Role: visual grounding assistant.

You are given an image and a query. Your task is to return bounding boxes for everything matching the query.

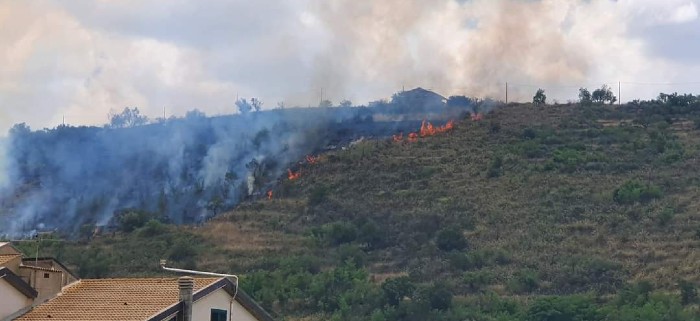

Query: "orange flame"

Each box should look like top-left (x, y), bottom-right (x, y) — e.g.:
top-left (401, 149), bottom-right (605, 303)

top-left (287, 169), bottom-right (301, 180)
top-left (470, 113), bottom-right (483, 121)
top-left (306, 155), bottom-right (319, 164)
top-left (419, 120), bottom-right (454, 137)
top-left (267, 190), bottom-right (273, 200)
top-left (420, 120), bottom-right (436, 137)
top-left (395, 120), bottom-right (454, 144)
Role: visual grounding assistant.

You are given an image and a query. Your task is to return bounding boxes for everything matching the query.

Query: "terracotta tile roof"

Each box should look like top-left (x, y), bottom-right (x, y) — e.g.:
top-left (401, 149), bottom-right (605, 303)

top-left (0, 254), bottom-right (21, 266)
top-left (19, 265), bottom-right (61, 273)
top-left (15, 277), bottom-right (221, 321)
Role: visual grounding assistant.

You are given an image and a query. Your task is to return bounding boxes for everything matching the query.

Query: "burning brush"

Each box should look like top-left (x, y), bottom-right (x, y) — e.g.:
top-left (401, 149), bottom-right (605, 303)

top-left (393, 120), bottom-right (454, 143)
top-left (287, 168), bottom-right (301, 180)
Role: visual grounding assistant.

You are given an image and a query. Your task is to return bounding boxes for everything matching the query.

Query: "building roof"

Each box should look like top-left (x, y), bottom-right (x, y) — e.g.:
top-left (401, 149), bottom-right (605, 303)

top-left (22, 257), bottom-right (80, 281)
top-left (19, 265), bottom-right (62, 273)
top-left (0, 241), bottom-right (22, 255)
top-left (0, 267), bottom-right (38, 298)
top-left (0, 254), bottom-right (21, 266)
top-left (15, 277), bottom-right (221, 321)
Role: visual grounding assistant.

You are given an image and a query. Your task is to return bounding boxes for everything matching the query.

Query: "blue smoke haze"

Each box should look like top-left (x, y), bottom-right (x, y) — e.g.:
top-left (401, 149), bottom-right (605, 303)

top-left (0, 92), bottom-right (475, 237)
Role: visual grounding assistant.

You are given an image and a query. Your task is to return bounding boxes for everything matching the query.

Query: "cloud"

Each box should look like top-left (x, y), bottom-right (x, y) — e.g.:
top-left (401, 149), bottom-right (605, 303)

top-left (1, 0), bottom-right (700, 133)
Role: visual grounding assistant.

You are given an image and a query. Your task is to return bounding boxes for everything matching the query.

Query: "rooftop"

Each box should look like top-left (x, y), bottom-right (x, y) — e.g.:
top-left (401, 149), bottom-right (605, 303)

top-left (0, 254), bottom-right (21, 266)
top-left (15, 277), bottom-right (221, 321)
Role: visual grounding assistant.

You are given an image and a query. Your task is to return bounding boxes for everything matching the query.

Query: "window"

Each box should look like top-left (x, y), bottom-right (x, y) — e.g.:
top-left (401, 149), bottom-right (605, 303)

top-left (210, 309), bottom-right (227, 321)
top-left (43, 273), bottom-right (50, 278)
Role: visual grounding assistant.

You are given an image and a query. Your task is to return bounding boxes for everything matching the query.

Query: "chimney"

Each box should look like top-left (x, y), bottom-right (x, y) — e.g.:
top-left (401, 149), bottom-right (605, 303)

top-left (178, 276), bottom-right (194, 321)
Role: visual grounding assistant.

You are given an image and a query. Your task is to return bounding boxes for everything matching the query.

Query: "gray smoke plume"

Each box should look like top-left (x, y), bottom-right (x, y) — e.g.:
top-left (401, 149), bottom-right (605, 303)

top-left (1, 1), bottom-right (699, 133)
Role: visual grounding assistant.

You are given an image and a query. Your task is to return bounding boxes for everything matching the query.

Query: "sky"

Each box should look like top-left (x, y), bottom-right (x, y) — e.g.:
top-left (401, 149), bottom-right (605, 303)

top-left (0, 0), bottom-right (699, 132)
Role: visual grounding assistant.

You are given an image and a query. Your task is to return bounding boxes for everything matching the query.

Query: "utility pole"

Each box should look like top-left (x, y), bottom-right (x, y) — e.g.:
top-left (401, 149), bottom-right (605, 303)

top-left (618, 81), bottom-right (621, 105)
top-left (505, 82), bottom-right (508, 104)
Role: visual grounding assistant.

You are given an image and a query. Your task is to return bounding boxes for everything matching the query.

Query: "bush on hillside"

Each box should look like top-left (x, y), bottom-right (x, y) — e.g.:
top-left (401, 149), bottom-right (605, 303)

top-left (115, 209), bottom-right (160, 233)
top-left (436, 227), bottom-right (467, 252)
top-left (613, 180), bottom-right (662, 204)
top-left (526, 295), bottom-right (601, 321)
top-left (679, 280), bottom-right (697, 305)
top-left (463, 270), bottom-right (494, 292)
top-left (381, 276), bottom-right (415, 307)
top-left (507, 270), bottom-right (539, 294)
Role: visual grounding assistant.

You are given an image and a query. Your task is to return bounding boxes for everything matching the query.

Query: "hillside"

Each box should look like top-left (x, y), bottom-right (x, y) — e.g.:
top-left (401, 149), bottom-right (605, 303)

top-left (12, 100), bottom-right (700, 320)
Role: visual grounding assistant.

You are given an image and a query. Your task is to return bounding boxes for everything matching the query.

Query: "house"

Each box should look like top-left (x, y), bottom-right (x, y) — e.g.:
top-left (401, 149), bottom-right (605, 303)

top-left (390, 87), bottom-right (447, 112)
top-left (15, 276), bottom-right (275, 321)
top-left (0, 242), bottom-right (275, 321)
top-left (0, 242), bottom-right (39, 320)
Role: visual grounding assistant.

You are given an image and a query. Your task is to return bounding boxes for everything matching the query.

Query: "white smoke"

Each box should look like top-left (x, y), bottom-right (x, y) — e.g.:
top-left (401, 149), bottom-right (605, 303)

top-left (0, 138), bottom-right (8, 190)
top-left (0, 0), bottom-right (699, 132)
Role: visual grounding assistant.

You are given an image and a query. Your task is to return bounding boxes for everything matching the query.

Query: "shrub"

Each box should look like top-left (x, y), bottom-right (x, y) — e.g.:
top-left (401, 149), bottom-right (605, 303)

top-left (357, 219), bottom-right (386, 250)
top-left (520, 140), bottom-right (546, 158)
top-left (507, 270), bottom-right (539, 294)
top-left (381, 276), bottom-right (415, 307)
top-left (487, 155), bottom-right (503, 178)
top-left (527, 295), bottom-right (601, 321)
top-left (555, 257), bottom-right (625, 293)
top-left (138, 219), bottom-right (167, 237)
top-left (679, 280), bottom-right (697, 305)
top-left (312, 221), bottom-right (358, 246)
top-left (436, 227), bottom-right (467, 252)
top-left (167, 238), bottom-right (198, 262)
top-left (613, 180), bottom-right (662, 204)
top-left (336, 244), bottom-right (367, 267)
top-left (522, 127), bottom-right (537, 140)
top-left (308, 185), bottom-right (330, 206)
top-left (463, 270), bottom-right (494, 292)
top-left (417, 282), bottom-right (453, 311)
top-left (115, 209), bottom-right (158, 233)
top-left (657, 207), bottom-right (675, 226)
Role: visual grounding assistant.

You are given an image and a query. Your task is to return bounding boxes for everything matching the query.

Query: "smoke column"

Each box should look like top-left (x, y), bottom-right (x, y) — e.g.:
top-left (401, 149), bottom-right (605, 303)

top-left (0, 0), bottom-right (698, 132)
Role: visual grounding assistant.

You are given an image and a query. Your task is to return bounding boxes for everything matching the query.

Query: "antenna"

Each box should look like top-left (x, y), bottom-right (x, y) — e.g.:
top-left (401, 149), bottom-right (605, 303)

top-left (160, 260), bottom-right (239, 300)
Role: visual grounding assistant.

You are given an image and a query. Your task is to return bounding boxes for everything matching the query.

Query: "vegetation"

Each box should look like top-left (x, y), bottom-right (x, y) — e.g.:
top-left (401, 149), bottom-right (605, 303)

top-left (7, 93), bottom-right (700, 320)
top-left (532, 89), bottom-right (546, 105)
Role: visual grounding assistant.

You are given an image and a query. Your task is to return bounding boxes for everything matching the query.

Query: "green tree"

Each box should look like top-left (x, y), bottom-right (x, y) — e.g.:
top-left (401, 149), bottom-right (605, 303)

top-left (236, 98), bottom-right (253, 114)
top-left (436, 227), bottom-right (467, 251)
top-left (420, 282), bottom-right (453, 310)
top-left (592, 85), bottom-right (617, 104)
top-left (533, 89), bottom-right (547, 105)
top-left (381, 276), bottom-right (415, 306)
top-left (108, 107), bottom-right (149, 128)
top-left (447, 95), bottom-right (473, 108)
top-left (251, 98), bottom-right (263, 112)
top-left (116, 210), bottom-right (152, 232)
top-left (579, 88), bottom-right (592, 105)
top-left (339, 99), bottom-right (353, 107)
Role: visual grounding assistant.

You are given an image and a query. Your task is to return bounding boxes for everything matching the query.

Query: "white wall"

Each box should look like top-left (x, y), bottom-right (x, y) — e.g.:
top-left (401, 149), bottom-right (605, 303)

top-left (192, 288), bottom-right (259, 321)
top-left (0, 279), bottom-right (32, 320)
